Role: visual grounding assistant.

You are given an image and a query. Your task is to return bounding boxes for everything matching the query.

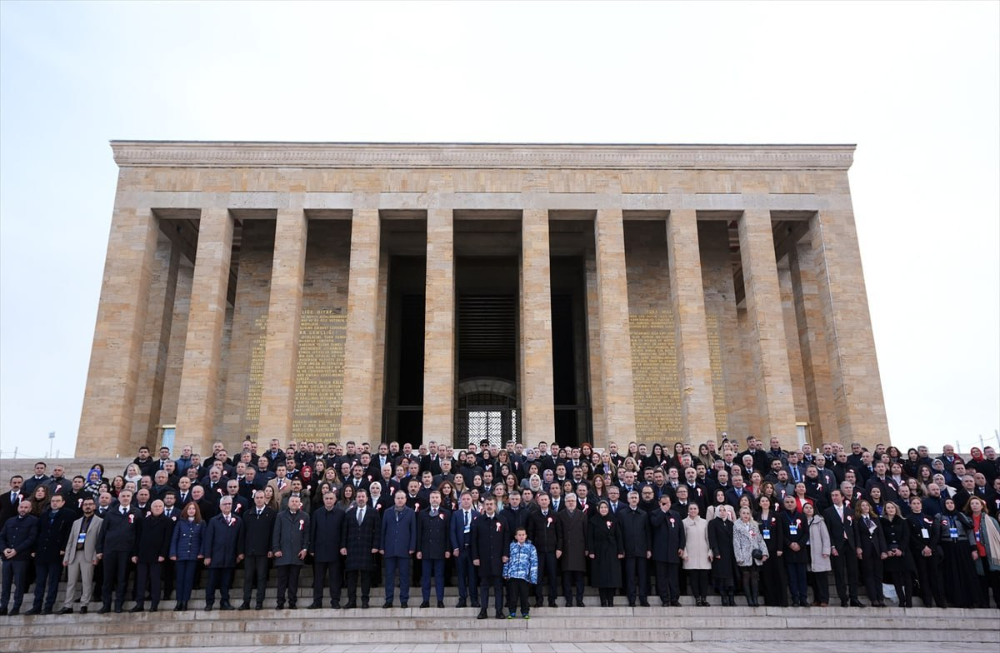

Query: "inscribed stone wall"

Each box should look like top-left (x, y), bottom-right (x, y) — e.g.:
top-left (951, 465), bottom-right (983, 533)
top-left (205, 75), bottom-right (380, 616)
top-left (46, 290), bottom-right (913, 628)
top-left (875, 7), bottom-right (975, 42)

top-left (220, 221), bottom-right (275, 448)
top-left (625, 222), bottom-right (681, 442)
top-left (291, 221), bottom-right (351, 442)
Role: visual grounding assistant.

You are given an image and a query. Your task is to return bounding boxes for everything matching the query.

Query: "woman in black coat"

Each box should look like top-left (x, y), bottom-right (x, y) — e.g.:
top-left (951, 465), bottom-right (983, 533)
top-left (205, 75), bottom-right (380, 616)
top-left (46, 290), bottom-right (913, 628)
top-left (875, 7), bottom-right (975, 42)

top-left (585, 501), bottom-right (624, 607)
top-left (880, 501), bottom-right (916, 607)
top-left (937, 497), bottom-right (979, 607)
top-left (853, 498), bottom-right (888, 607)
top-left (131, 500), bottom-right (174, 612)
top-left (756, 495), bottom-right (788, 607)
top-left (906, 496), bottom-right (946, 608)
top-left (708, 505), bottom-right (737, 605)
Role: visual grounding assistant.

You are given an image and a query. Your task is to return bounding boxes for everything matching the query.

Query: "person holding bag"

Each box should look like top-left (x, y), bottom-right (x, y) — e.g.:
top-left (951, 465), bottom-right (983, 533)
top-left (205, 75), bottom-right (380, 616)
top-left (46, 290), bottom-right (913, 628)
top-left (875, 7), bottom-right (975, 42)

top-left (733, 505), bottom-right (767, 607)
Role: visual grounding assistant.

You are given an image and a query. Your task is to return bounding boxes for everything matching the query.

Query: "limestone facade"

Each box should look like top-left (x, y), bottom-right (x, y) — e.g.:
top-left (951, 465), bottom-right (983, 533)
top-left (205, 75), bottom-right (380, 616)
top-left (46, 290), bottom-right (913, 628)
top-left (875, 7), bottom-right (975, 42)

top-left (76, 142), bottom-right (890, 457)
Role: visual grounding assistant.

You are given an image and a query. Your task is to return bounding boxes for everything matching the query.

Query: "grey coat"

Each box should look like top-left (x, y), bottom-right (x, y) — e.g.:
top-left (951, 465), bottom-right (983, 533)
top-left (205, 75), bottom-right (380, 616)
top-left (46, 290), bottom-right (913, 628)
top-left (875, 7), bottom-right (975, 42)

top-left (272, 509), bottom-right (310, 566)
top-left (733, 518), bottom-right (767, 567)
top-left (807, 515), bottom-right (832, 572)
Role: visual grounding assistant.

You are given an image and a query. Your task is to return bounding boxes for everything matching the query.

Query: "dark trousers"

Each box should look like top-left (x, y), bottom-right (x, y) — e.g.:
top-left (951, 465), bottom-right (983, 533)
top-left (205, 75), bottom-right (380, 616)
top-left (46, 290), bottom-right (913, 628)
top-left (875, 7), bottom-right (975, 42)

top-left (598, 587), bottom-right (616, 605)
top-left (205, 567), bottom-right (234, 606)
top-left (914, 554), bottom-right (945, 607)
top-left (455, 549), bottom-right (478, 603)
top-left (276, 565), bottom-right (301, 606)
top-left (174, 560), bottom-right (197, 603)
top-left (687, 568), bottom-right (709, 599)
top-left (562, 570), bottom-right (584, 603)
top-left (886, 569), bottom-right (912, 606)
top-left (161, 558), bottom-right (174, 598)
top-left (1, 560), bottom-right (28, 610)
top-left (623, 556), bottom-right (648, 603)
top-left (313, 559), bottom-right (343, 606)
top-left (346, 569), bottom-right (372, 604)
top-left (242, 555), bottom-right (269, 606)
top-left (654, 561), bottom-right (680, 602)
top-left (785, 560), bottom-right (808, 603)
top-left (810, 570), bottom-right (829, 604)
top-left (32, 561), bottom-right (61, 611)
top-left (859, 556), bottom-right (884, 602)
top-left (507, 577), bottom-right (531, 615)
top-left (134, 562), bottom-right (162, 608)
top-left (421, 558), bottom-right (445, 602)
top-left (384, 556), bottom-right (411, 603)
top-left (535, 550), bottom-right (558, 603)
top-left (479, 573), bottom-right (504, 612)
top-left (102, 550), bottom-right (130, 608)
top-left (830, 544), bottom-right (860, 602)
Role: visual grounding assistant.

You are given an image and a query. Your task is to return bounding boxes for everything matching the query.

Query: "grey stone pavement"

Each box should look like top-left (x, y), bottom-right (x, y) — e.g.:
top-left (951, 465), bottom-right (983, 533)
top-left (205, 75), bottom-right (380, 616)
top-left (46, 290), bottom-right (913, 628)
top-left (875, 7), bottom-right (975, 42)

top-left (32, 644), bottom-right (993, 653)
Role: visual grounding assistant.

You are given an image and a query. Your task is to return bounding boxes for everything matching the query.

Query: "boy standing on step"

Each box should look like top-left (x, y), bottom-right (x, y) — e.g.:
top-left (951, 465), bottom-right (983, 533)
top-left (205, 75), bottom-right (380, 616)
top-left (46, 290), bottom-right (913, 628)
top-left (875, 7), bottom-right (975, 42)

top-left (503, 526), bottom-right (538, 619)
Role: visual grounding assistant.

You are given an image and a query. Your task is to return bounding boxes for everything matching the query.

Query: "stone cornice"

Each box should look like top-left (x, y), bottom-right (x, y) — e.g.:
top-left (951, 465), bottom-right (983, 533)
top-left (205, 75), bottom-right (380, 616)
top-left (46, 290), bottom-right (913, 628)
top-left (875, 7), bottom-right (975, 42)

top-left (110, 141), bottom-right (855, 171)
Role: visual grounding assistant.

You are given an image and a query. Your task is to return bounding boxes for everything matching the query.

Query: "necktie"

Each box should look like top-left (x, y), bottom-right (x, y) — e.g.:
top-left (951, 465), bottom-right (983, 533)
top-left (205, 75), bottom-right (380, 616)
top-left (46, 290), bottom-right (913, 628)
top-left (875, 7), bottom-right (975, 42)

top-left (357, 509), bottom-right (364, 525)
top-left (257, 510), bottom-right (263, 516)
top-left (464, 511), bottom-right (470, 528)
top-left (120, 507), bottom-right (126, 515)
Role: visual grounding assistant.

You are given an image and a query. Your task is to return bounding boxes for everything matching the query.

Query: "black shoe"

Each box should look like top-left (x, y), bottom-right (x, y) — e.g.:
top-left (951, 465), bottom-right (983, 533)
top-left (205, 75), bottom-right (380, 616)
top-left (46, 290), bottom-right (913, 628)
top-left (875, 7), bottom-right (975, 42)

top-left (628, 600), bottom-right (636, 607)
top-left (382, 601), bottom-right (393, 609)
top-left (42, 608), bottom-right (52, 615)
top-left (841, 599), bottom-right (849, 607)
top-left (533, 599), bottom-right (543, 608)
top-left (638, 600), bottom-right (649, 607)
top-left (58, 607), bottom-right (72, 615)
top-left (220, 602), bottom-right (235, 611)
top-left (495, 611), bottom-right (505, 619)
top-left (331, 602), bottom-right (341, 610)
top-left (471, 600), bottom-right (481, 608)
top-left (80, 606), bottom-right (87, 614)
top-left (344, 601), bottom-right (357, 610)
top-left (149, 606), bottom-right (158, 613)
top-left (129, 605), bottom-right (144, 613)
top-left (437, 601), bottom-right (445, 608)
top-left (114, 606), bottom-right (123, 614)
top-left (456, 599), bottom-right (467, 608)
top-left (419, 601), bottom-right (430, 608)
top-left (288, 602), bottom-right (297, 610)
top-left (254, 604), bottom-right (264, 611)
top-left (0, 607), bottom-right (7, 617)
top-left (8, 608), bottom-right (19, 616)
top-left (849, 600), bottom-right (865, 607)
top-left (173, 604), bottom-right (182, 612)
top-left (98, 605), bottom-right (111, 614)
top-left (477, 609), bottom-right (488, 620)
top-left (204, 604), bottom-right (213, 612)
top-left (238, 602), bottom-right (251, 611)
top-left (361, 601), bottom-right (369, 609)
top-left (669, 600), bottom-right (681, 607)
top-left (400, 602), bottom-right (408, 609)
top-left (276, 602), bottom-right (284, 610)
top-left (308, 602), bottom-right (322, 610)
top-left (24, 608), bottom-right (40, 616)
top-left (548, 600), bottom-right (557, 608)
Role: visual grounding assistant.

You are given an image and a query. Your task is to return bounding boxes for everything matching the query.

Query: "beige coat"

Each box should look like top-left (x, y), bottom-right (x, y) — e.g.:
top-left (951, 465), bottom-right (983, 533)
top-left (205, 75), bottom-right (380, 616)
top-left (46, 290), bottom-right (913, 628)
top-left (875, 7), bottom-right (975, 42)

top-left (807, 516), bottom-right (832, 572)
top-left (682, 516), bottom-right (712, 570)
top-left (62, 514), bottom-right (103, 565)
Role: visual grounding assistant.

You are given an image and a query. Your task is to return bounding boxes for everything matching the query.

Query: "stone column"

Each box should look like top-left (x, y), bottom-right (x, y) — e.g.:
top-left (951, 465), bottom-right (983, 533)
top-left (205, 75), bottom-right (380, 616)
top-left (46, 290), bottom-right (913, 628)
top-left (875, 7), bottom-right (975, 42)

top-left (809, 208), bottom-right (889, 449)
top-left (666, 209), bottom-right (718, 443)
top-left (340, 208), bottom-right (381, 441)
top-left (175, 208), bottom-right (234, 456)
top-left (258, 209), bottom-right (309, 444)
top-left (131, 231), bottom-right (181, 450)
top-left (77, 206), bottom-right (160, 458)
top-left (422, 208), bottom-right (455, 446)
top-left (594, 208), bottom-right (637, 446)
top-left (737, 209), bottom-right (797, 445)
top-left (519, 209), bottom-right (556, 442)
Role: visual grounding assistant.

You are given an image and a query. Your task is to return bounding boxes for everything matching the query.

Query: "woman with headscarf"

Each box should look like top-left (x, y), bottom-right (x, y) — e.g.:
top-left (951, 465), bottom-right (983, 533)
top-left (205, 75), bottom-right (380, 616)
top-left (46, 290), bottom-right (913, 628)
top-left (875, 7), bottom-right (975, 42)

top-left (682, 503), bottom-right (712, 606)
top-left (936, 496), bottom-right (978, 607)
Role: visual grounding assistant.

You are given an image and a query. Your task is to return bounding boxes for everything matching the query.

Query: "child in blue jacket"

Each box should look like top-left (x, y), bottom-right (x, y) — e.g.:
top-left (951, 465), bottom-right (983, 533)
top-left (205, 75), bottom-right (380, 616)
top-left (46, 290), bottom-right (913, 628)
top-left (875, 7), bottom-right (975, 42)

top-left (502, 527), bottom-right (538, 618)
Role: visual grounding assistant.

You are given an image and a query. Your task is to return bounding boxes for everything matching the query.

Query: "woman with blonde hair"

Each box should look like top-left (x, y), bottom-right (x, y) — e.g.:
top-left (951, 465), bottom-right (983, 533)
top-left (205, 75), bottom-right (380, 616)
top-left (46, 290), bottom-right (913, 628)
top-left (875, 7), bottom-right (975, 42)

top-left (682, 501), bottom-right (712, 607)
top-left (965, 496), bottom-right (1000, 608)
top-left (733, 505), bottom-right (767, 607)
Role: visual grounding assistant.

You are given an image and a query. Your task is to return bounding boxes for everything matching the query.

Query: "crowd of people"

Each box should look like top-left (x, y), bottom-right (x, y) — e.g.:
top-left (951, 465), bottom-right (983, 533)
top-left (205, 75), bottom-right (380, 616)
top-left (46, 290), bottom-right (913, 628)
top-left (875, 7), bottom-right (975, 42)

top-left (1, 435), bottom-right (999, 619)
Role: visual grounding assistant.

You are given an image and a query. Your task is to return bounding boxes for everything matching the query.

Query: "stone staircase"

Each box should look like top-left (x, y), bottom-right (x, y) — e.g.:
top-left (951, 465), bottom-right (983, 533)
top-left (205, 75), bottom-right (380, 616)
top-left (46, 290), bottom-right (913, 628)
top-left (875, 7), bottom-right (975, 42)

top-left (0, 603), bottom-right (995, 652)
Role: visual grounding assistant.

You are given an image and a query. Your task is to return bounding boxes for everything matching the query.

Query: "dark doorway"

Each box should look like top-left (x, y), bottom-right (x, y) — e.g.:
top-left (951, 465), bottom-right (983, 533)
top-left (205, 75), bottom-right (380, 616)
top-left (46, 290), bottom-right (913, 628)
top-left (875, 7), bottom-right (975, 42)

top-left (550, 256), bottom-right (591, 447)
top-left (382, 256), bottom-right (425, 447)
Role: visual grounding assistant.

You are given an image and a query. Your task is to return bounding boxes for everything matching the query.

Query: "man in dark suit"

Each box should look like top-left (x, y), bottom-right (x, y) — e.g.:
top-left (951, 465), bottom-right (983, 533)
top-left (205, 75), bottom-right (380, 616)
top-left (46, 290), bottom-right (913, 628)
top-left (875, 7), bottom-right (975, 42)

top-left (380, 490), bottom-right (416, 608)
top-left (416, 489), bottom-right (450, 608)
top-left (202, 496), bottom-right (242, 611)
top-left (239, 491), bottom-right (276, 610)
top-left (823, 489), bottom-right (863, 607)
top-left (449, 491), bottom-right (479, 608)
top-left (309, 490), bottom-right (346, 609)
top-left (618, 490), bottom-right (651, 607)
top-left (272, 495), bottom-right (310, 609)
top-left (341, 488), bottom-right (380, 609)
top-left (0, 475), bottom-right (24, 532)
top-left (0, 499), bottom-right (38, 616)
top-left (526, 492), bottom-right (558, 607)
top-left (649, 494), bottom-right (686, 607)
top-left (22, 463), bottom-right (50, 496)
top-left (471, 497), bottom-right (509, 619)
top-left (25, 493), bottom-right (73, 615)
top-left (97, 489), bottom-right (142, 613)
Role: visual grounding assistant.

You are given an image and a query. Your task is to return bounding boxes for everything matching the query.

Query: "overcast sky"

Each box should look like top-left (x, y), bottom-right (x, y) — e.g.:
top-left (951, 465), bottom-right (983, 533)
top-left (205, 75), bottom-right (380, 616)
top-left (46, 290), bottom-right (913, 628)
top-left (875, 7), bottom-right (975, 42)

top-left (1, 1), bottom-right (997, 459)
